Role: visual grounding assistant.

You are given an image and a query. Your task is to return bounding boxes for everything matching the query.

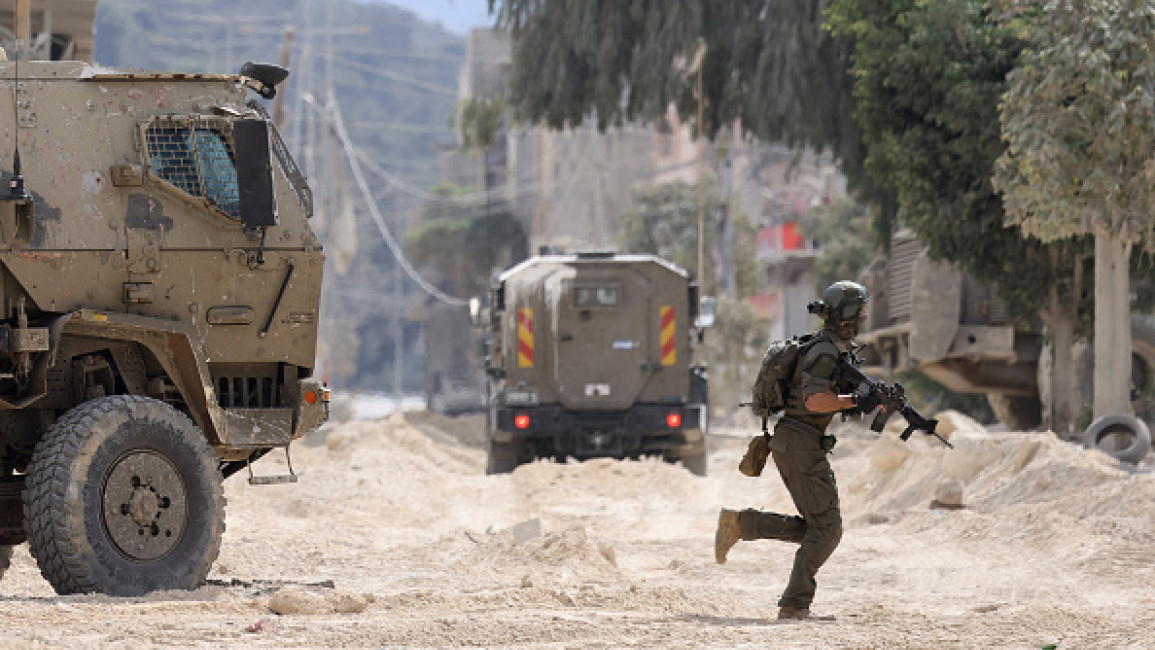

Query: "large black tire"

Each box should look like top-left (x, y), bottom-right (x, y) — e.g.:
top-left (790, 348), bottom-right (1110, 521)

top-left (486, 439), bottom-right (526, 475)
top-left (24, 396), bottom-right (225, 596)
top-left (1083, 414), bottom-right (1152, 464)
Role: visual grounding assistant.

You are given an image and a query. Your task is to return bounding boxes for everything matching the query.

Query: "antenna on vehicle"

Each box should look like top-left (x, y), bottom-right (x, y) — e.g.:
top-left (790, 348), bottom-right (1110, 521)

top-left (8, 0), bottom-right (28, 202)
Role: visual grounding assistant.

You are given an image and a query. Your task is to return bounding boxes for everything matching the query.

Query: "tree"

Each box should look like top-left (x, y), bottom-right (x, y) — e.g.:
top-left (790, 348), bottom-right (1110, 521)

top-left (405, 183), bottom-right (528, 298)
top-left (797, 198), bottom-right (876, 293)
top-left (993, 0), bottom-right (1155, 419)
top-left (488, 0), bottom-right (876, 201)
top-left (619, 180), bottom-right (759, 298)
top-left (824, 0), bottom-right (1090, 433)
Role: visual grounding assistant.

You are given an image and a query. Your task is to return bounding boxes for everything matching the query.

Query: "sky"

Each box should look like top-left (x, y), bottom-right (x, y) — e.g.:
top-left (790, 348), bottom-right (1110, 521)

top-left (375, 0), bottom-right (493, 34)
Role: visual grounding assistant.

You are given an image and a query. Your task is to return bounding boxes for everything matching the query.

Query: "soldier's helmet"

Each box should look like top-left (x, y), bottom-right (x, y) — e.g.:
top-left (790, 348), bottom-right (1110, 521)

top-left (813, 280), bottom-right (869, 321)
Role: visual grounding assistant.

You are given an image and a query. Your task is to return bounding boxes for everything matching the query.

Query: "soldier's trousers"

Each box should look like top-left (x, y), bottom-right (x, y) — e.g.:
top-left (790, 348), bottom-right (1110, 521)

top-left (738, 420), bottom-right (843, 609)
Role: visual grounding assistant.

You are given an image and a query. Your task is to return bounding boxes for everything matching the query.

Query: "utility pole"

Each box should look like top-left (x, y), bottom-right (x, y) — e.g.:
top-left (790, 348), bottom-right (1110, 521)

top-left (15, 0), bottom-right (29, 51)
top-left (393, 205), bottom-right (405, 409)
top-left (720, 137), bottom-right (735, 298)
top-left (696, 42), bottom-right (706, 290)
top-left (271, 27), bottom-right (294, 128)
top-left (288, 0), bottom-right (314, 168)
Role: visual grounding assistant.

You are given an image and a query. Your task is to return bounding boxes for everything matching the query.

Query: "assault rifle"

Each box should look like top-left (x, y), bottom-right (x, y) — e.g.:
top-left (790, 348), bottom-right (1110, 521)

top-left (835, 351), bottom-right (954, 449)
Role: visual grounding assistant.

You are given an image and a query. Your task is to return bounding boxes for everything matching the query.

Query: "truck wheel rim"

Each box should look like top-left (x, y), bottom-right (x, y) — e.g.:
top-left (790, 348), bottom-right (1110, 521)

top-left (101, 450), bottom-right (188, 561)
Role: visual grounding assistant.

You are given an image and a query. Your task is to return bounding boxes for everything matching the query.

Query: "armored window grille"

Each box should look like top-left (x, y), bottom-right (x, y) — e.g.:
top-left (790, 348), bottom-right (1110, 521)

top-left (145, 120), bottom-right (241, 220)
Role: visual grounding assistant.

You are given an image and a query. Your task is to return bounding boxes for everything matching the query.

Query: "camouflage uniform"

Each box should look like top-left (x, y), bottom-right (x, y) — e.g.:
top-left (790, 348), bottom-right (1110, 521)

top-left (736, 327), bottom-right (851, 610)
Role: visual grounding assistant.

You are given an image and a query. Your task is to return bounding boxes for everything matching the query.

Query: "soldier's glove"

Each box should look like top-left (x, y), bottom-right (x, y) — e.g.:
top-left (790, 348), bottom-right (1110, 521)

top-left (853, 384), bottom-right (882, 414)
top-left (738, 433), bottom-right (771, 477)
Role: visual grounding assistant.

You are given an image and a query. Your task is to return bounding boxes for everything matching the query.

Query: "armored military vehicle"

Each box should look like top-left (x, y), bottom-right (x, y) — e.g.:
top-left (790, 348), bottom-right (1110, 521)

top-left (483, 252), bottom-right (710, 475)
top-left (857, 230), bottom-right (1155, 459)
top-left (0, 12), bottom-right (327, 595)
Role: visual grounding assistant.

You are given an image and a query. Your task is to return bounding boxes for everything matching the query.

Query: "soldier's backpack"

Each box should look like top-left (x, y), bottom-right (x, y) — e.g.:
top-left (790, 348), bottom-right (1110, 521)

top-left (750, 332), bottom-right (821, 417)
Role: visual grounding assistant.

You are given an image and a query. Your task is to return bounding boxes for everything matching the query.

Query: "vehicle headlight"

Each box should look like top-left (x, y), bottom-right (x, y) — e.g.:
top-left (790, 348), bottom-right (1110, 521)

top-left (503, 389), bottom-right (539, 406)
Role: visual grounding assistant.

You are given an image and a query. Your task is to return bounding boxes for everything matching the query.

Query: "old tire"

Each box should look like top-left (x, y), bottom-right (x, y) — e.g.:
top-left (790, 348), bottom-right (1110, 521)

top-left (1083, 414), bottom-right (1152, 464)
top-left (24, 395), bottom-right (225, 596)
top-left (486, 439), bottom-right (526, 475)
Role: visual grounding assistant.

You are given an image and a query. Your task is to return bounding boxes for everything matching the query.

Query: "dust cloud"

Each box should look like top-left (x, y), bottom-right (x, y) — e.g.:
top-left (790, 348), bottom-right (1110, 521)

top-left (0, 408), bottom-right (1152, 648)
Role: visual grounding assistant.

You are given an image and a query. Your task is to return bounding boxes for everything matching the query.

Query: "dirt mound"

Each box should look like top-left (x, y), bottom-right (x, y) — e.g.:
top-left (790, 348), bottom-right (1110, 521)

top-left (842, 414), bottom-right (1129, 516)
top-left (312, 413), bottom-right (483, 475)
top-left (469, 524), bottom-right (618, 576)
top-left (7, 400), bottom-right (1155, 647)
top-left (403, 410), bottom-right (487, 449)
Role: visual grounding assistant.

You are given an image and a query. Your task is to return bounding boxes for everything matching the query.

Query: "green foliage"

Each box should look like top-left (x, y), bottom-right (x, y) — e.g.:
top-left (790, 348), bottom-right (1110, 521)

top-left (455, 94), bottom-right (506, 150)
top-left (826, 0), bottom-right (1155, 336)
top-left (619, 180), bottom-right (759, 297)
top-left (488, 0), bottom-right (876, 201)
top-left (798, 198), bottom-right (879, 293)
top-left (405, 184), bottom-right (529, 297)
top-left (994, 0), bottom-right (1155, 248)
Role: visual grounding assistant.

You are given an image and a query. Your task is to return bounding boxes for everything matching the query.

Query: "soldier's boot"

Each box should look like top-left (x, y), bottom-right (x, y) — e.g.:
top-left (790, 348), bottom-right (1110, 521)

top-left (777, 606), bottom-right (809, 620)
top-left (778, 606), bottom-right (835, 622)
top-left (714, 508), bottom-right (741, 564)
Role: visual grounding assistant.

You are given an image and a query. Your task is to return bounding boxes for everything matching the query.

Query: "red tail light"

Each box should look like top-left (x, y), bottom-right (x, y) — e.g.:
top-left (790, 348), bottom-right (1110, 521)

top-left (514, 414), bottom-right (531, 429)
top-left (666, 412), bottom-right (682, 428)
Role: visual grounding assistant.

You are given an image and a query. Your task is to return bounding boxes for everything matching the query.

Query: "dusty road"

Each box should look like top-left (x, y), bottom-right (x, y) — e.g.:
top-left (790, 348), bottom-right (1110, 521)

top-left (0, 408), bottom-right (1152, 649)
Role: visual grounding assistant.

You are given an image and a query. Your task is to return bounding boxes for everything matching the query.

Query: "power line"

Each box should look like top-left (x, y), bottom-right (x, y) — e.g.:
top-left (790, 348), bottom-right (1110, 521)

top-left (312, 50), bottom-right (459, 97)
top-left (314, 92), bottom-right (470, 307)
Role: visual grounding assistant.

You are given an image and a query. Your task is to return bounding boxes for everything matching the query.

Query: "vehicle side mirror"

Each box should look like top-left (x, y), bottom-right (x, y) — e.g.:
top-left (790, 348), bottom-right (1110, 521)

top-left (696, 296), bottom-right (716, 329)
top-left (233, 119), bottom-right (278, 228)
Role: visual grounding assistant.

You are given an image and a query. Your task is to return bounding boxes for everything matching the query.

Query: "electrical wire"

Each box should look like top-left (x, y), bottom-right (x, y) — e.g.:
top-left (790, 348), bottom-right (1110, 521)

top-left (317, 92), bottom-right (470, 307)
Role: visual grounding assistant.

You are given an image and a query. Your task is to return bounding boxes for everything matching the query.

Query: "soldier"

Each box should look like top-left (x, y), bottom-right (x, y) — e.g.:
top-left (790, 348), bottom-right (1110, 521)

top-left (714, 280), bottom-right (878, 621)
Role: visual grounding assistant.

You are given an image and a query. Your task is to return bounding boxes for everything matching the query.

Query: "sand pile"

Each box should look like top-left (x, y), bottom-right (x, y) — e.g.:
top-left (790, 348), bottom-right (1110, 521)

top-left (466, 523), bottom-right (619, 578)
top-left (838, 409), bottom-right (1143, 515)
top-left (5, 400), bottom-right (1155, 647)
top-left (819, 409), bottom-right (1155, 593)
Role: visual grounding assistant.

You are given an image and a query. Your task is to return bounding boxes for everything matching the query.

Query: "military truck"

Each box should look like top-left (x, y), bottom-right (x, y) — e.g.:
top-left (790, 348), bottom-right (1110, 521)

top-left (857, 230), bottom-right (1155, 450)
top-left (483, 252), bottom-right (710, 475)
top-left (0, 12), bottom-right (327, 595)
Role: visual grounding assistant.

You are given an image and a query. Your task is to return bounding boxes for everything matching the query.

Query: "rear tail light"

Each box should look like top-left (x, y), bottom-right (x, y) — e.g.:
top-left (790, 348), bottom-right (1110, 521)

top-left (666, 412), bottom-right (682, 428)
top-left (303, 387), bottom-right (332, 405)
top-left (514, 414), bottom-right (531, 429)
